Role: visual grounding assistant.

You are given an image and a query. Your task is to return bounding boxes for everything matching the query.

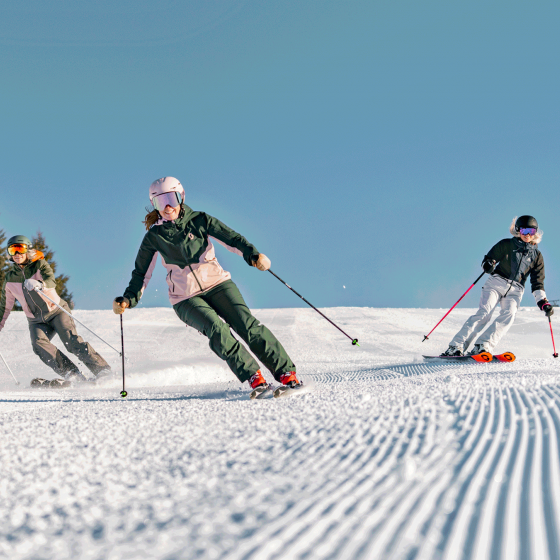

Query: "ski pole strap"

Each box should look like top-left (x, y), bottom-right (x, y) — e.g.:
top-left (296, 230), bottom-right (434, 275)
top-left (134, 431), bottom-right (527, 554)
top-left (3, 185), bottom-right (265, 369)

top-left (422, 270), bottom-right (486, 341)
top-left (34, 287), bottom-right (122, 356)
top-left (549, 317), bottom-right (558, 358)
top-left (267, 269), bottom-right (359, 346)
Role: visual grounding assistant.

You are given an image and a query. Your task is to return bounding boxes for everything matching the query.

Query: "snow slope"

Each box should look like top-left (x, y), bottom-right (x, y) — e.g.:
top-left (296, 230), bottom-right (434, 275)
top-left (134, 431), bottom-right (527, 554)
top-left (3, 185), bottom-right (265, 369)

top-left (0, 306), bottom-right (559, 560)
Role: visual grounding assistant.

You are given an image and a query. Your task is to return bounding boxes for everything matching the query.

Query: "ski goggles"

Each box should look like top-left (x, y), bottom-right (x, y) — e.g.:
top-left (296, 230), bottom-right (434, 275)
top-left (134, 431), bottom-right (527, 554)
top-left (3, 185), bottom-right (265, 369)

top-left (519, 227), bottom-right (537, 236)
top-left (151, 191), bottom-right (183, 211)
top-left (7, 244), bottom-right (28, 256)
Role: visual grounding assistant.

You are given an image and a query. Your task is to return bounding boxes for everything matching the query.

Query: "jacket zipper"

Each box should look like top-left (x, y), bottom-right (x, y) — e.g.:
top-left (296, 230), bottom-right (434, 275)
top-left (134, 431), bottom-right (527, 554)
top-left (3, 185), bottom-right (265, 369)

top-left (188, 264), bottom-right (204, 292)
top-left (504, 243), bottom-right (528, 297)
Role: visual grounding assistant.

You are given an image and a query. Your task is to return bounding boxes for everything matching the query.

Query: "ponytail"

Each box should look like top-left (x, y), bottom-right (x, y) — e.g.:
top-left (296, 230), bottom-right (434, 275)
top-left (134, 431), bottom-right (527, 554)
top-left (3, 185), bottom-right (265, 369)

top-left (143, 208), bottom-right (160, 231)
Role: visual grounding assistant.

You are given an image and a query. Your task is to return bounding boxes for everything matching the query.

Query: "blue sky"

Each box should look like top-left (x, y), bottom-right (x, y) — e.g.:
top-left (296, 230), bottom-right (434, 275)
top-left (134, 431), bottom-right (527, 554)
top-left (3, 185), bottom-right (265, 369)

top-left (1, 0), bottom-right (559, 311)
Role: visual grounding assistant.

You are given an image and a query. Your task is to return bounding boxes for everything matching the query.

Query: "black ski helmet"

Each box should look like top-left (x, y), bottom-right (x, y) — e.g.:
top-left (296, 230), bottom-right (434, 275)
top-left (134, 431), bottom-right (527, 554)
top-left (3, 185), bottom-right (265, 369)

top-left (7, 235), bottom-right (32, 249)
top-left (515, 215), bottom-right (538, 232)
top-left (7, 235), bottom-right (32, 261)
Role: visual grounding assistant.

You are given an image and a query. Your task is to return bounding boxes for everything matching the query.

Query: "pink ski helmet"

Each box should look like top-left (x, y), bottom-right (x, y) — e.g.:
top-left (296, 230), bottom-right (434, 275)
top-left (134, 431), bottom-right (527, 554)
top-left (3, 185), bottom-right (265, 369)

top-left (149, 177), bottom-right (185, 211)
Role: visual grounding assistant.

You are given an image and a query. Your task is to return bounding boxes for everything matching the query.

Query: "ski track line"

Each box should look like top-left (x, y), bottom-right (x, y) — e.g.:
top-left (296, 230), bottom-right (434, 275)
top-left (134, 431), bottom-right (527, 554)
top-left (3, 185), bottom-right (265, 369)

top-left (223, 400), bottom-right (421, 560)
top-left (503, 387), bottom-right (530, 560)
top-left (540, 387), bottom-right (560, 559)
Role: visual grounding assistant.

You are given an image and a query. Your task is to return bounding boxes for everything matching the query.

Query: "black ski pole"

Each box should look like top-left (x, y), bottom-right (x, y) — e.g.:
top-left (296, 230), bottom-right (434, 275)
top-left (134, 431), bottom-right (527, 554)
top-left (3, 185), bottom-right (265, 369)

top-left (267, 269), bottom-right (359, 346)
top-left (120, 315), bottom-right (127, 397)
top-left (549, 317), bottom-right (558, 358)
top-left (422, 271), bottom-right (485, 342)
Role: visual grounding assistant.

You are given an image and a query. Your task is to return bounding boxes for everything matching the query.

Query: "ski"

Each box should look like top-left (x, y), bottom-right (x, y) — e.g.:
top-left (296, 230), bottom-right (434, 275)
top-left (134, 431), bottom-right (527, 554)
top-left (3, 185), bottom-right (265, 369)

top-left (30, 378), bottom-right (72, 389)
top-left (273, 382), bottom-right (306, 398)
top-left (423, 352), bottom-right (493, 363)
top-left (493, 352), bottom-right (516, 363)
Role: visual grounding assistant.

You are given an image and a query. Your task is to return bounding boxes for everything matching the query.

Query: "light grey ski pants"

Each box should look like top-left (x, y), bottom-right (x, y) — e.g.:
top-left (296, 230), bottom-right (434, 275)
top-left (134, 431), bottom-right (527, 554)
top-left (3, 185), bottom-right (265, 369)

top-left (28, 303), bottom-right (109, 377)
top-left (449, 274), bottom-right (523, 352)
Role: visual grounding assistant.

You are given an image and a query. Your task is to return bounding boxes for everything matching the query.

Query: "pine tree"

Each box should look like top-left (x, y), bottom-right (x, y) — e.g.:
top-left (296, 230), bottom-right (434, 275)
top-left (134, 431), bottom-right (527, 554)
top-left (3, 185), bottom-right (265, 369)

top-left (0, 229), bottom-right (7, 288)
top-left (31, 231), bottom-right (74, 309)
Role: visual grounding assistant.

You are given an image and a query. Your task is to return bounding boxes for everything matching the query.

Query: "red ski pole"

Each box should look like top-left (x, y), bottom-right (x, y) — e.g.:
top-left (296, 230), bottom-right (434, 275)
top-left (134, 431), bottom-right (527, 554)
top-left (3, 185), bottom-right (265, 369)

top-left (422, 271), bottom-right (486, 342)
top-left (549, 317), bottom-right (558, 358)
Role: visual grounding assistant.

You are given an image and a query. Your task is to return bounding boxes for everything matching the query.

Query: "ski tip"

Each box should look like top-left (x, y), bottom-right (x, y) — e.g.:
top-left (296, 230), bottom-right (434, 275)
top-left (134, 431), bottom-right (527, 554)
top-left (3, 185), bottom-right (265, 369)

top-left (495, 352), bottom-right (516, 363)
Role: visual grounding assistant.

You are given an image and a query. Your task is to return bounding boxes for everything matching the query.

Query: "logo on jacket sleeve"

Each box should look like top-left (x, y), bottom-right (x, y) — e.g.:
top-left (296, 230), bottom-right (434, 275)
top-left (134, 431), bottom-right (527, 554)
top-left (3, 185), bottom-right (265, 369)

top-left (188, 233), bottom-right (195, 240)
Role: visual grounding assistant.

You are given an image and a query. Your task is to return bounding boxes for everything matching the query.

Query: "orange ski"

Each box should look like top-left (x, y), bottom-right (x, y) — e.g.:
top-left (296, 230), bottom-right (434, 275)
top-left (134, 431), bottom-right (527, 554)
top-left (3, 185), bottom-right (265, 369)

top-left (493, 352), bottom-right (516, 362)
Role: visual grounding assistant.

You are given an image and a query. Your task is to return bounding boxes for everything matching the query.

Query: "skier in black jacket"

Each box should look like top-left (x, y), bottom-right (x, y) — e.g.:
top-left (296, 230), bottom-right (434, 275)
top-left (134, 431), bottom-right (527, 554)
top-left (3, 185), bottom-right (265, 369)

top-left (441, 216), bottom-right (553, 356)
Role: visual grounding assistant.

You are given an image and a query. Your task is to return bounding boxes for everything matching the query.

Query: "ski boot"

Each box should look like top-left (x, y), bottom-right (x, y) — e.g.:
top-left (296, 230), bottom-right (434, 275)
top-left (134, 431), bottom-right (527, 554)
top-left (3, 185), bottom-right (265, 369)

top-left (440, 345), bottom-right (463, 357)
top-left (469, 344), bottom-right (489, 356)
top-left (249, 371), bottom-right (270, 399)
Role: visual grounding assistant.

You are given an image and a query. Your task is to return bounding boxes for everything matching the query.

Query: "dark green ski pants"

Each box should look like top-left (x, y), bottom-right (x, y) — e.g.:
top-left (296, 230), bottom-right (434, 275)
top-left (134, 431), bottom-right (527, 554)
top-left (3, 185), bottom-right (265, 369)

top-left (28, 302), bottom-right (110, 377)
top-left (174, 279), bottom-right (295, 383)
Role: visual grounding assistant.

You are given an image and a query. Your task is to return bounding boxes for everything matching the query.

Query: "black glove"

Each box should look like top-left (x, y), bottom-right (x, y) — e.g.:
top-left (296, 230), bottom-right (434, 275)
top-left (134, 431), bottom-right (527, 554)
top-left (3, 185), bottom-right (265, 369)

top-left (538, 299), bottom-right (554, 317)
top-left (482, 258), bottom-right (496, 274)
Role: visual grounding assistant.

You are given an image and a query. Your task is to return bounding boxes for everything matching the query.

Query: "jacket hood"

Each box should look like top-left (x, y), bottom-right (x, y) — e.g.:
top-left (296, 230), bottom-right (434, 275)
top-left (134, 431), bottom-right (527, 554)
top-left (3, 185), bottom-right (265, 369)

top-left (509, 216), bottom-right (542, 244)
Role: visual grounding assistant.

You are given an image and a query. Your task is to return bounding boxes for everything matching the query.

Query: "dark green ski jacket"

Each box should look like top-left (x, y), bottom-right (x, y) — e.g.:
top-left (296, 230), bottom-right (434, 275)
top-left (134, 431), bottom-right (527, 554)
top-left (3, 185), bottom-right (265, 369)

top-left (123, 204), bottom-right (260, 307)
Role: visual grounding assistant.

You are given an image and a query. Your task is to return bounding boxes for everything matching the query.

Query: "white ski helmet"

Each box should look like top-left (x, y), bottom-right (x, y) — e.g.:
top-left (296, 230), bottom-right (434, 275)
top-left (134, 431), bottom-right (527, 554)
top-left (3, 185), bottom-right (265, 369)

top-left (149, 177), bottom-right (185, 210)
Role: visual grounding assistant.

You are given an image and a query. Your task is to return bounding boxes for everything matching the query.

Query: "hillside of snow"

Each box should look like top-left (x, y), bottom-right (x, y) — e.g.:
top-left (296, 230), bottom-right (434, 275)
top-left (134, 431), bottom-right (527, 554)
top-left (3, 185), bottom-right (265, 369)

top-left (1, 306), bottom-right (559, 559)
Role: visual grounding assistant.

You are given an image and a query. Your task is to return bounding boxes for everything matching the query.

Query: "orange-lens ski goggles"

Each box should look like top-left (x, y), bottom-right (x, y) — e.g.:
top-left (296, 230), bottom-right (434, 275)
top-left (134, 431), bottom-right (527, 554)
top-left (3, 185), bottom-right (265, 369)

top-left (7, 244), bottom-right (28, 256)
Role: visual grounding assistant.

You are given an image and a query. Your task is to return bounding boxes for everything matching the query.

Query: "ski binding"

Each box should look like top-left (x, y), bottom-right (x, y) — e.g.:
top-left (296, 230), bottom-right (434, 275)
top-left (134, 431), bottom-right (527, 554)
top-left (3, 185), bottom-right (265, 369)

top-left (30, 378), bottom-right (72, 389)
top-left (250, 383), bottom-right (273, 400)
top-left (273, 382), bottom-right (306, 398)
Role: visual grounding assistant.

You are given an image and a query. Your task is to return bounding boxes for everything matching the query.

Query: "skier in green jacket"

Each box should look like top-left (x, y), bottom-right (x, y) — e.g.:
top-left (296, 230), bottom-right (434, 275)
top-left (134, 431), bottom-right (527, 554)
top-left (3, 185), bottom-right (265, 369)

top-left (0, 235), bottom-right (111, 384)
top-left (113, 177), bottom-right (301, 397)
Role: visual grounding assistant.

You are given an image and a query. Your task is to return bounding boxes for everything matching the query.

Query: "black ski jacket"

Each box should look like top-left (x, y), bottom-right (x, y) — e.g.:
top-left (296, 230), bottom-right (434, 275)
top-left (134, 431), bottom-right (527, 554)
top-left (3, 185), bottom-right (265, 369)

top-left (485, 237), bottom-right (545, 292)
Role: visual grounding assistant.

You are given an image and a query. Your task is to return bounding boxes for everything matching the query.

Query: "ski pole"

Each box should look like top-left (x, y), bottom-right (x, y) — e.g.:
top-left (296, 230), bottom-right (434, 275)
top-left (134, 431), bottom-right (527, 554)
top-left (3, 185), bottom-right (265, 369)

top-left (549, 317), bottom-right (558, 358)
top-left (120, 315), bottom-right (127, 397)
top-left (422, 271), bottom-right (486, 342)
top-left (32, 287), bottom-right (122, 356)
top-left (267, 269), bottom-right (359, 346)
top-left (0, 349), bottom-right (19, 385)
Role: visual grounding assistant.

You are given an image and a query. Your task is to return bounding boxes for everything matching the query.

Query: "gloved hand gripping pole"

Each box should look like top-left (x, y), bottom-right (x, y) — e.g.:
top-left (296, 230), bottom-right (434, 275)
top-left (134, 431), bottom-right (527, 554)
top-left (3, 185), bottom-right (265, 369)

top-left (32, 286), bottom-right (122, 356)
top-left (267, 269), bottom-right (359, 346)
